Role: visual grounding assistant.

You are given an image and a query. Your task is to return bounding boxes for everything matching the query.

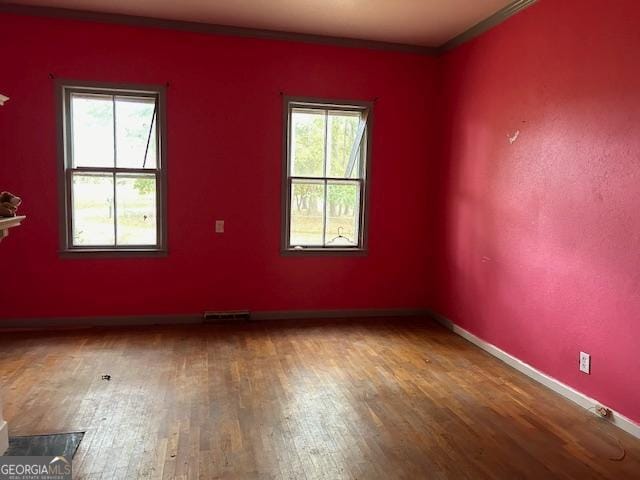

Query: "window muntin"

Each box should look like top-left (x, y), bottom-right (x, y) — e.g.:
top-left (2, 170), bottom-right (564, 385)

top-left (60, 84), bottom-right (165, 253)
top-left (284, 99), bottom-right (370, 252)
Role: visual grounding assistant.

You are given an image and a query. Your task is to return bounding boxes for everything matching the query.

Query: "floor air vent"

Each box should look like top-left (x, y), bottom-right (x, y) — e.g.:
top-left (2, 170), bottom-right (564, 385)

top-left (203, 310), bottom-right (251, 322)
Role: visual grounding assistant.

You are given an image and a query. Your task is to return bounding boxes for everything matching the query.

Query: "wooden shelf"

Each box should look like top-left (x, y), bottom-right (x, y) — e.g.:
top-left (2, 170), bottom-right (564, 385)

top-left (0, 215), bottom-right (25, 243)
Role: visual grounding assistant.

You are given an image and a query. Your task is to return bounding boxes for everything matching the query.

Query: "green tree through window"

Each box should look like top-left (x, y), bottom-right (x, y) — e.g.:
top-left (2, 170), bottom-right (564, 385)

top-left (285, 100), bottom-right (369, 250)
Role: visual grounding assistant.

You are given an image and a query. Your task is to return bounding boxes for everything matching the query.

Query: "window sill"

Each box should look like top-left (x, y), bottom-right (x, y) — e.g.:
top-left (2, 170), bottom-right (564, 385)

top-left (281, 247), bottom-right (368, 257)
top-left (60, 248), bottom-right (167, 259)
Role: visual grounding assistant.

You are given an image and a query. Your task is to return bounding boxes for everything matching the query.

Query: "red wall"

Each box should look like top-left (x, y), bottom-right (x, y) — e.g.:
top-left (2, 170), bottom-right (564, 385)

top-left (3, 0), bottom-right (640, 426)
top-left (0, 13), bottom-right (438, 318)
top-left (435, 0), bottom-right (640, 424)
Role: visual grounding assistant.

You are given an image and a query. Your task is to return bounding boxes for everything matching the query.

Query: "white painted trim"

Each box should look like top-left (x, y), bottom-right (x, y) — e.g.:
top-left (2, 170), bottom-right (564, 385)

top-left (428, 310), bottom-right (640, 440)
top-left (0, 419), bottom-right (8, 455)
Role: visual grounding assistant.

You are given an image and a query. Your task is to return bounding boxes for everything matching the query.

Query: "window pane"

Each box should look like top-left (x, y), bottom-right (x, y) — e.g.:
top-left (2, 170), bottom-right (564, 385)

top-left (328, 111), bottom-right (362, 178)
top-left (116, 174), bottom-right (157, 246)
top-left (116, 97), bottom-right (157, 169)
top-left (71, 94), bottom-right (114, 167)
top-left (290, 180), bottom-right (324, 247)
top-left (325, 182), bottom-right (360, 246)
top-left (72, 173), bottom-right (115, 246)
top-left (291, 109), bottom-right (325, 177)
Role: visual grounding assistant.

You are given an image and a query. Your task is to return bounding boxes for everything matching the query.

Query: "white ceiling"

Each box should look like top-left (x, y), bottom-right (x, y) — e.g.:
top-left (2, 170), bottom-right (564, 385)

top-left (7, 0), bottom-right (515, 47)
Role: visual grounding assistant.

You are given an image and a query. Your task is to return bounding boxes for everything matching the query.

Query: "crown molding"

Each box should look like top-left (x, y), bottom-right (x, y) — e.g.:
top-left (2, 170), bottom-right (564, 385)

top-left (0, 1), bottom-right (537, 56)
top-left (0, 3), bottom-right (437, 56)
top-left (439, 0), bottom-right (538, 52)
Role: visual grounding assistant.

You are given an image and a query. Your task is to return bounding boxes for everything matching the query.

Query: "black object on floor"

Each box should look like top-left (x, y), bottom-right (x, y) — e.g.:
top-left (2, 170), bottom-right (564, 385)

top-left (3, 432), bottom-right (84, 457)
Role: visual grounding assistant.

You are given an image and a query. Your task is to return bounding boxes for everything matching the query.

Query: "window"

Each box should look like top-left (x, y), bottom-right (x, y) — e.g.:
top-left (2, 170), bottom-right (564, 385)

top-left (58, 82), bottom-right (166, 255)
top-left (282, 98), bottom-right (371, 253)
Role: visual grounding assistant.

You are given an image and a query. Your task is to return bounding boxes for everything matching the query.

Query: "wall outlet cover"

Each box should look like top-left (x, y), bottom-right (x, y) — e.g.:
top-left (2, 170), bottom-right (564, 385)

top-left (215, 220), bottom-right (224, 233)
top-left (579, 351), bottom-right (590, 374)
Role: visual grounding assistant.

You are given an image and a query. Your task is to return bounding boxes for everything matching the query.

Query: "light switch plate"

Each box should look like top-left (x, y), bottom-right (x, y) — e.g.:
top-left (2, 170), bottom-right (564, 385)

top-left (215, 220), bottom-right (224, 233)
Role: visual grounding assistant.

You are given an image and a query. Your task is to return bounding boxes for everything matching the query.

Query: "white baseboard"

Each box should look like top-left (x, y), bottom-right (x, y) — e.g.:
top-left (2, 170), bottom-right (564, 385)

top-left (0, 419), bottom-right (8, 455)
top-left (428, 309), bottom-right (640, 440)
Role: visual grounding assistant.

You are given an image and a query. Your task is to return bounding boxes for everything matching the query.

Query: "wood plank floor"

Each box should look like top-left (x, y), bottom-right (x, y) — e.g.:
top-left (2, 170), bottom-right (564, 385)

top-left (0, 318), bottom-right (639, 479)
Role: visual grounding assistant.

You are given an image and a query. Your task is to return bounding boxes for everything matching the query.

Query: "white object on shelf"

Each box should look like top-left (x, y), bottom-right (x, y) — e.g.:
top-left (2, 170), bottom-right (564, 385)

top-left (0, 215), bottom-right (25, 242)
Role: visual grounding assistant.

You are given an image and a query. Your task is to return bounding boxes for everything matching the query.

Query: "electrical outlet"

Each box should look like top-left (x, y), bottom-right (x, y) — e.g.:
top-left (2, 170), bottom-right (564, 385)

top-left (579, 352), bottom-right (590, 374)
top-left (215, 220), bottom-right (224, 233)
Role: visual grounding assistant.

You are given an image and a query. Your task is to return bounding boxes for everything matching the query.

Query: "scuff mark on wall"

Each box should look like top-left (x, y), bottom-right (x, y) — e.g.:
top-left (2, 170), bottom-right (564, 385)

top-left (507, 129), bottom-right (520, 144)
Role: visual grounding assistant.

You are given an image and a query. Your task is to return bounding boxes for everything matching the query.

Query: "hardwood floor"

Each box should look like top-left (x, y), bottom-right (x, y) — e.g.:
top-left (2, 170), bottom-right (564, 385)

top-left (0, 318), bottom-right (639, 479)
